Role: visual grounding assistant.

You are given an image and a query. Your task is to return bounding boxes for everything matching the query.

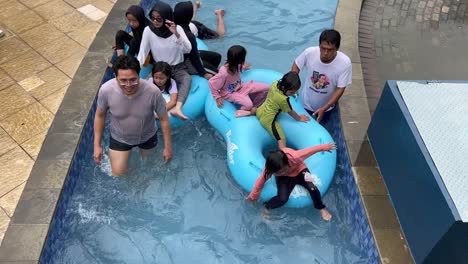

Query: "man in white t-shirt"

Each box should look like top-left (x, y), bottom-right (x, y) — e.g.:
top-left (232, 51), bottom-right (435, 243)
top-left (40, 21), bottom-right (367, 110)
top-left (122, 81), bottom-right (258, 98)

top-left (292, 29), bottom-right (352, 124)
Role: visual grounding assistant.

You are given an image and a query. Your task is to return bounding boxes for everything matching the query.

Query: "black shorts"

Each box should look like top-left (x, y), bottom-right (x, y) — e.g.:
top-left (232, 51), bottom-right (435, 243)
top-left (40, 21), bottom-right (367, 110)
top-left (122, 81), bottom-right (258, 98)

top-left (109, 133), bottom-right (158, 151)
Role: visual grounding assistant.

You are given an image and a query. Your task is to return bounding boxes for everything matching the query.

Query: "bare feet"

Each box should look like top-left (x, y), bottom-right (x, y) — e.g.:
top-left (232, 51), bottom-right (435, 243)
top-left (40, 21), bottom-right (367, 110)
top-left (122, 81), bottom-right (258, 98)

top-left (262, 208), bottom-right (270, 219)
top-left (195, 1), bottom-right (201, 8)
top-left (320, 208), bottom-right (332, 221)
top-left (235, 110), bottom-right (252, 117)
top-left (169, 108), bottom-right (188, 120)
top-left (214, 9), bottom-right (225, 17)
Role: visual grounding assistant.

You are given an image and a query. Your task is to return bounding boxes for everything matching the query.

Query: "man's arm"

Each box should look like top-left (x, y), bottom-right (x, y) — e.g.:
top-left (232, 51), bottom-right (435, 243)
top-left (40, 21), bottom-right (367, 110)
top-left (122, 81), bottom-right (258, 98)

top-left (158, 113), bottom-right (173, 162)
top-left (93, 107), bottom-right (106, 165)
top-left (313, 88), bottom-right (345, 122)
top-left (291, 62), bottom-right (301, 73)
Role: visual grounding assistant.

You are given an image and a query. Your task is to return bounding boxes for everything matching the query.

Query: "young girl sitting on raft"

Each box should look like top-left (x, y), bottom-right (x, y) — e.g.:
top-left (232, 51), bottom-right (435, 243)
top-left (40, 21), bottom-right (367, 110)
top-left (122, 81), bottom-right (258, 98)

top-left (247, 142), bottom-right (336, 221)
top-left (149, 61), bottom-right (178, 112)
top-left (208, 45), bottom-right (270, 117)
top-left (256, 71), bottom-right (310, 149)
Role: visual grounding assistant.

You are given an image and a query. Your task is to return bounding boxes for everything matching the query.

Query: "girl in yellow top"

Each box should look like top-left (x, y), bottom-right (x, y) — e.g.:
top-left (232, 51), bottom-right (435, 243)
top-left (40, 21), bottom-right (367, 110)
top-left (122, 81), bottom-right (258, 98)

top-left (256, 71), bottom-right (310, 149)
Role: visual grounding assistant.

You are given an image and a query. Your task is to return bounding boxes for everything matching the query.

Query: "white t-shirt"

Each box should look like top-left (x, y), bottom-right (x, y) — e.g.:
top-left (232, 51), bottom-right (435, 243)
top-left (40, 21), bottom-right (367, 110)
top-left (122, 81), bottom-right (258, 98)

top-left (295, 46), bottom-right (352, 112)
top-left (148, 77), bottom-right (178, 103)
top-left (137, 26), bottom-right (192, 67)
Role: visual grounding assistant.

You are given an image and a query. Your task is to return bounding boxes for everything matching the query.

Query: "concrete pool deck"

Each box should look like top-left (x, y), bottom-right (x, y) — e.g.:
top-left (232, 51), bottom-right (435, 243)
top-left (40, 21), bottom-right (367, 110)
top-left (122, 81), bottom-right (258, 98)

top-left (0, 0), bottom-right (423, 262)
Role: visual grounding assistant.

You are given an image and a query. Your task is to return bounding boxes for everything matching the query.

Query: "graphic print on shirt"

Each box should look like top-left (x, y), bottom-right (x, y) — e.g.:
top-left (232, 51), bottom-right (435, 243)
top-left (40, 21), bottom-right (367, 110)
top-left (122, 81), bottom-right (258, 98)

top-left (227, 79), bottom-right (241, 93)
top-left (310, 71), bottom-right (330, 92)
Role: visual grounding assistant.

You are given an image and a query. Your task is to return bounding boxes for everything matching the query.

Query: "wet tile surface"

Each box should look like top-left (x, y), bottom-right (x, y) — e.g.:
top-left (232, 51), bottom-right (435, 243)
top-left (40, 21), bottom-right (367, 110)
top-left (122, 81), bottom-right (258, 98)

top-left (0, 183), bottom-right (25, 217)
top-left (0, 50), bottom-right (52, 82)
top-left (0, 147), bottom-right (34, 198)
top-left (21, 132), bottom-right (47, 160)
top-left (0, 84), bottom-right (35, 121)
top-left (18, 0), bottom-right (54, 8)
top-left (345, 139), bottom-right (377, 167)
top-left (78, 4), bottom-right (107, 21)
top-left (0, 37), bottom-right (31, 65)
top-left (36, 36), bottom-right (86, 64)
top-left (0, 210), bottom-right (9, 246)
top-left (68, 21), bottom-right (101, 47)
top-left (34, 0), bottom-right (75, 19)
top-left (19, 23), bottom-right (66, 49)
top-left (55, 51), bottom-right (86, 77)
top-left (353, 166), bottom-right (388, 195)
top-left (0, 224), bottom-right (48, 261)
top-left (362, 195), bottom-right (401, 230)
top-left (374, 229), bottom-right (414, 264)
top-left (25, 160), bottom-right (70, 189)
top-left (0, 69), bottom-right (14, 91)
top-left (30, 66), bottom-right (71, 100)
top-left (18, 76), bottom-right (46, 92)
top-left (39, 86), bottom-right (68, 114)
top-left (12, 188), bottom-right (60, 224)
top-left (39, 132), bottom-right (79, 160)
top-left (50, 10), bottom-right (94, 33)
top-left (2, 10), bottom-right (45, 34)
top-left (0, 128), bottom-right (17, 157)
top-left (0, 103), bottom-right (53, 144)
top-left (0, 1), bottom-right (28, 20)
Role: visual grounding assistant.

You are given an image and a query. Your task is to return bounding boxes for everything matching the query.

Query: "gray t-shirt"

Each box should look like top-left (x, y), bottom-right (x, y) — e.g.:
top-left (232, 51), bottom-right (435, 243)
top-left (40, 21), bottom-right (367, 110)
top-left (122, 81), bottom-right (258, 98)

top-left (97, 78), bottom-right (167, 145)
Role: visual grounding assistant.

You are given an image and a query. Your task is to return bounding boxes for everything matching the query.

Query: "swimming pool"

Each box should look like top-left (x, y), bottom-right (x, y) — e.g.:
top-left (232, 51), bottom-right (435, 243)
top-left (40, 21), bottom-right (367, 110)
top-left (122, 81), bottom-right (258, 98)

top-left (40, 0), bottom-right (379, 263)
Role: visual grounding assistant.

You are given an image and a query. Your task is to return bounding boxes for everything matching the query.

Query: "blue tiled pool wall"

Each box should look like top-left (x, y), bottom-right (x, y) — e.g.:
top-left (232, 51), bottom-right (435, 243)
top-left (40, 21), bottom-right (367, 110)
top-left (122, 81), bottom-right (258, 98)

top-left (327, 106), bottom-right (380, 264)
top-left (39, 66), bottom-right (116, 263)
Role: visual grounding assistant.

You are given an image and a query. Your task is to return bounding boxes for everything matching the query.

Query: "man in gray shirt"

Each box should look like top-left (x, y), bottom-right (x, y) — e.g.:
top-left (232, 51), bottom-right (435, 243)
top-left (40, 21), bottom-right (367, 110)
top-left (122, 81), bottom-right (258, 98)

top-left (94, 55), bottom-right (172, 176)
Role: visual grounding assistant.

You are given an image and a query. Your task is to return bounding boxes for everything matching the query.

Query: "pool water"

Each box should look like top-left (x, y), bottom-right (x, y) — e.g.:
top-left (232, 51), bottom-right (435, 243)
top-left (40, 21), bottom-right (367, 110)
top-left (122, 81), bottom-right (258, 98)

top-left (41, 0), bottom-right (378, 263)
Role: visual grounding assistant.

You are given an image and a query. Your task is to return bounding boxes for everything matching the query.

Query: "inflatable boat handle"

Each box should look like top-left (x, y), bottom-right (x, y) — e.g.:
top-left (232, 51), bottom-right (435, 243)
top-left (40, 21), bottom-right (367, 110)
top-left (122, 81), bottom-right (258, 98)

top-left (249, 161), bottom-right (263, 172)
top-left (220, 110), bottom-right (232, 122)
top-left (191, 83), bottom-right (199, 93)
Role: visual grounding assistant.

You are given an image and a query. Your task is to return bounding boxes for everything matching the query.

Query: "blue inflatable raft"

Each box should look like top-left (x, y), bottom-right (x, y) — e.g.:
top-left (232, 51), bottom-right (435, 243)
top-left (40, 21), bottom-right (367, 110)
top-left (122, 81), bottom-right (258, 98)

top-left (204, 69), bottom-right (337, 208)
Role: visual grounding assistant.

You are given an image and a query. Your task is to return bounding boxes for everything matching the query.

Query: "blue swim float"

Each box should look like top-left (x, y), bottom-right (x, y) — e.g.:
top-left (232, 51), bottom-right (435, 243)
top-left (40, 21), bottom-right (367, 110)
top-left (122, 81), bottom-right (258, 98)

top-left (151, 38), bottom-right (209, 128)
top-left (204, 69), bottom-right (337, 208)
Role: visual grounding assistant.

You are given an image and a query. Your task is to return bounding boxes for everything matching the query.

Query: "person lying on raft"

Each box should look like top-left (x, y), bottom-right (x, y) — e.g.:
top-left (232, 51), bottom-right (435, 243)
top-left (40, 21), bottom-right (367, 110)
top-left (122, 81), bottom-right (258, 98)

top-left (138, 1), bottom-right (192, 120)
top-left (208, 45), bottom-right (269, 117)
top-left (247, 143), bottom-right (336, 221)
top-left (256, 71), bottom-right (310, 149)
top-left (190, 1), bottom-right (226, 39)
top-left (114, 5), bottom-right (150, 57)
top-left (174, 1), bottom-right (221, 80)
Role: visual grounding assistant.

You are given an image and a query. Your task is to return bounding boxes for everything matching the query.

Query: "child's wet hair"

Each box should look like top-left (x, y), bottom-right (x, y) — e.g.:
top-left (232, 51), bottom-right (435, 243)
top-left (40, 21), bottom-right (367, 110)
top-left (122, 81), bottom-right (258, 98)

top-left (264, 150), bottom-right (289, 179)
top-left (226, 45), bottom-right (246, 74)
top-left (278, 71), bottom-right (301, 94)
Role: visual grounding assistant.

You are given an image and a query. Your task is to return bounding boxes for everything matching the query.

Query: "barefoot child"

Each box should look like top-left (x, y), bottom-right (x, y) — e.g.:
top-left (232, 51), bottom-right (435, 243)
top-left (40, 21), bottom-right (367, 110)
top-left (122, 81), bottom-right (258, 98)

top-left (208, 45), bottom-right (269, 117)
top-left (247, 143), bottom-right (336, 221)
top-left (256, 71), bottom-right (310, 149)
top-left (149, 62), bottom-right (178, 112)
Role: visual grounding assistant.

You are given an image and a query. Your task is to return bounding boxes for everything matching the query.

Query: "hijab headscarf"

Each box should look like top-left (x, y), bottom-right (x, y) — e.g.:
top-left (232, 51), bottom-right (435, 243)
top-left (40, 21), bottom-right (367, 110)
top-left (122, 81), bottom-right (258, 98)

top-left (149, 1), bottom-right (173, 39)
top-left (125, 5), bottom-right (148, 44)
top-left (173, 1), bottom-right (193, 32)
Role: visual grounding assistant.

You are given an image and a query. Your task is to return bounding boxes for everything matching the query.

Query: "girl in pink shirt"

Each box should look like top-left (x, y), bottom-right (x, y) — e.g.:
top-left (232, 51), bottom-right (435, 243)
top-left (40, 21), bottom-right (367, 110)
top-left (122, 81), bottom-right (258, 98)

top-left (247, 143), bottom-right (336, 221)
top-left (208, 45), bottom-right (270, 117)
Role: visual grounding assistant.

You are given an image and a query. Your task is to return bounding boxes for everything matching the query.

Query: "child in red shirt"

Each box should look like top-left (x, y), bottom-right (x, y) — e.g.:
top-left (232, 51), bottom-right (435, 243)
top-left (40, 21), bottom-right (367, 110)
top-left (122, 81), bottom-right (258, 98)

top-left (248, 143), bottom-right (336, 221)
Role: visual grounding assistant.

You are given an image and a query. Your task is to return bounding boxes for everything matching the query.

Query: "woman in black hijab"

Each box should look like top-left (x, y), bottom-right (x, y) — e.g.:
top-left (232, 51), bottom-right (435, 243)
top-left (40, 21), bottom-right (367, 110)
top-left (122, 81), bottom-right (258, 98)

top-left (174, 1), bottom-right (222, 75)
top-left (138, 1), bottom-right (193, 120)
top-left (115, 5), bottom-right (150, 57)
